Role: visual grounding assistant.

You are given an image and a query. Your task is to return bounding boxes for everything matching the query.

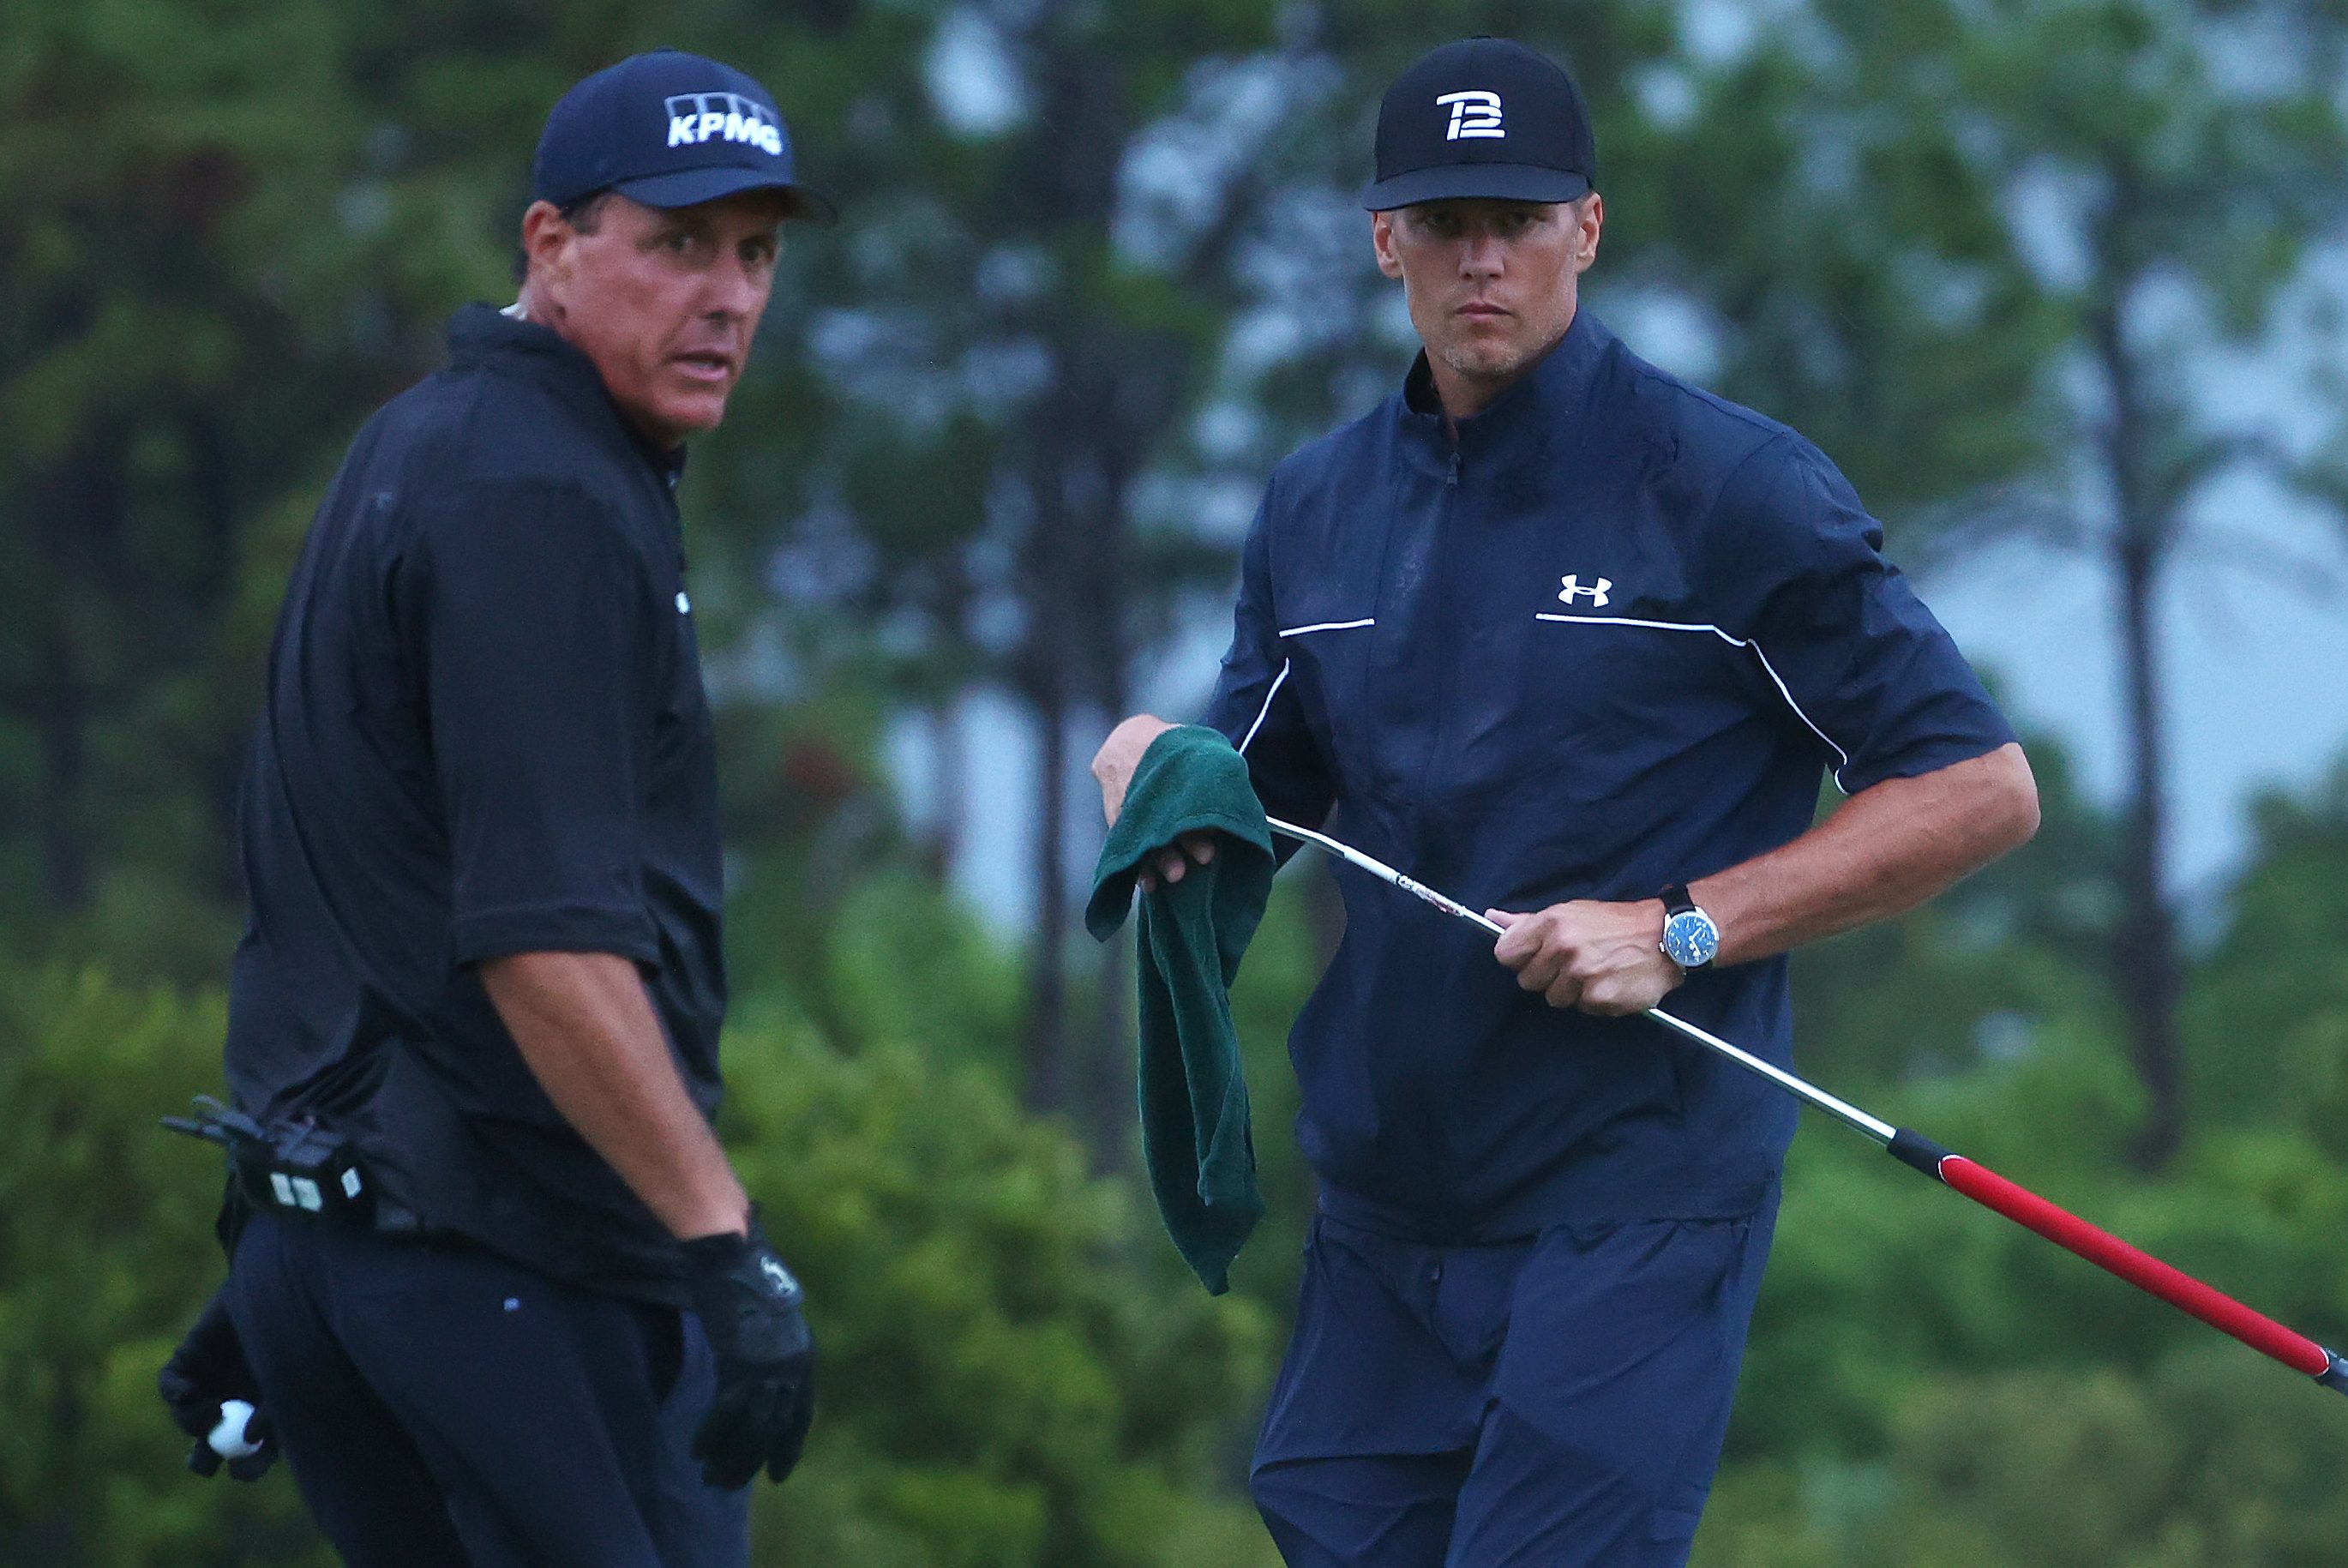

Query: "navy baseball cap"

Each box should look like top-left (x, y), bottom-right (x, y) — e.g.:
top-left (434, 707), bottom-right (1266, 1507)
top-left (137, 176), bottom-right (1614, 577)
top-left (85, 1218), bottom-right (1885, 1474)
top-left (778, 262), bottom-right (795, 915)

top-left (533, 49), bottom-right (836, 222)
top-left (1360, 37), bottom-right (1595, 211)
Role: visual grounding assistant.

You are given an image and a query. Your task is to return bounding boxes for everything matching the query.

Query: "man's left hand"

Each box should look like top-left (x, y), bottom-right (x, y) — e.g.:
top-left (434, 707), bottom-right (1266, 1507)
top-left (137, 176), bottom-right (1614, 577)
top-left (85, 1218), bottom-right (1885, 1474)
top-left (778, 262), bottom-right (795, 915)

top-left (682, 1222), bottom-right (817, 1490)
top-left (1486, 899), bottom-right (1682, 1015)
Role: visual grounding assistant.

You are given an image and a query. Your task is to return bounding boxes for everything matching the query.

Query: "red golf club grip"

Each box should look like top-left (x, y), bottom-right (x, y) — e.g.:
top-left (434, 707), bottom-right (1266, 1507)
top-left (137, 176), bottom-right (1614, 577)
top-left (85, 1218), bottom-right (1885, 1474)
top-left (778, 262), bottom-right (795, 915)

top-left (1889, 1128), bottom-right (2345, 1387)
top-left (1944, 1156), bottom-right (2328, 1373)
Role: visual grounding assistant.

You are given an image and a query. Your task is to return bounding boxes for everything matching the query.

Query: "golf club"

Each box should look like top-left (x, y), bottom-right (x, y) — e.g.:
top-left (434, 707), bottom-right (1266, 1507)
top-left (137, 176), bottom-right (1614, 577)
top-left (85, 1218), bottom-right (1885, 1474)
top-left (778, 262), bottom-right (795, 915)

top-left (1266, 815), bottom-right (2348, 1398)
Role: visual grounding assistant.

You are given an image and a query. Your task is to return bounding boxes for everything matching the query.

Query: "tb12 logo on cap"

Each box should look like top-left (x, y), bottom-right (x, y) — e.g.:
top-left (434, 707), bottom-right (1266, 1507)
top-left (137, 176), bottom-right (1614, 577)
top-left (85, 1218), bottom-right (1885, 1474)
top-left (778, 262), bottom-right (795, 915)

top-left (666, 91), bottom-right (784, 154)
top-left (1437, 90), bottom-right (1505, 141)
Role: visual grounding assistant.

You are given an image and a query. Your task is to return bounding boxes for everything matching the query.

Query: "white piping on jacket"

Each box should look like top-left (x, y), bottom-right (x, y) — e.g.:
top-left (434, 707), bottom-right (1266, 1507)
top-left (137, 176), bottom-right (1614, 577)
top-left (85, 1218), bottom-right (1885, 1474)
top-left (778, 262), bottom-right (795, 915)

top-left (1238, 659), bottom-right (1291, 755)
top-left (1533, 612), bottom-right (1853, 790)
top-left (1239, 619), bottom-right (1373, 754)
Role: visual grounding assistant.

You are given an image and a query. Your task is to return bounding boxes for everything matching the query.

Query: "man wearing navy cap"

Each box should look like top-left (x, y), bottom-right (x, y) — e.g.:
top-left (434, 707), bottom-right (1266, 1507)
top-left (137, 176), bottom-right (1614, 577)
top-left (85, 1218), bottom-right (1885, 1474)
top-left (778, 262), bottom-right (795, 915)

top-left (155, 50), bottom-right (828, 1566)
top-left (1094, 36), bottom-right (2040, 1567)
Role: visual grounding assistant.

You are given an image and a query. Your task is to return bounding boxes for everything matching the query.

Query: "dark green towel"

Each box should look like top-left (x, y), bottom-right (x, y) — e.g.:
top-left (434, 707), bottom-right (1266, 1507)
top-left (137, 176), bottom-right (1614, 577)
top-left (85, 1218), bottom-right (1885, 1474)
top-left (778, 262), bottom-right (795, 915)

top-left (1084, 725), bottom-right (1275, 1295)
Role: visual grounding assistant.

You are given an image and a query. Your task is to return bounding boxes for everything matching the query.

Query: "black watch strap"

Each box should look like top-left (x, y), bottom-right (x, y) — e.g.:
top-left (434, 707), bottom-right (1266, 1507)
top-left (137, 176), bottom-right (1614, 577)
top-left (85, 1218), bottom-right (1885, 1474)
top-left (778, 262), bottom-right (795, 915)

top-left (1661, 883), bottom-right (1696, 917)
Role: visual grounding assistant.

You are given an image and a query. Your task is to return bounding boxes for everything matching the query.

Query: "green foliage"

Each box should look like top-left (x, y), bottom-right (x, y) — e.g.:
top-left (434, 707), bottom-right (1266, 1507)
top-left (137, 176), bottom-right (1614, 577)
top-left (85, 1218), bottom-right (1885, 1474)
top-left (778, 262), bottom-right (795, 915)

top-left (817, 868), bottom-right (1029, 1069)
top-left (2183, 763), bottom-right (2348, 1133)
top-left (1793, 726), bottom-right (2119, 1089)
top-left (0, 966), bottom-right (323, 1566)
top-left (1699, 946), bottom-right (2348, 1566)
top-left (9, 3), bottom-right (2348, 1565)
top-left (0, 964), bottom-right (1276, 1567)
top-left (1813, 1347), bottom-right (2348, 1568)
top-left (724, 995), bottom-right (1278, 1566)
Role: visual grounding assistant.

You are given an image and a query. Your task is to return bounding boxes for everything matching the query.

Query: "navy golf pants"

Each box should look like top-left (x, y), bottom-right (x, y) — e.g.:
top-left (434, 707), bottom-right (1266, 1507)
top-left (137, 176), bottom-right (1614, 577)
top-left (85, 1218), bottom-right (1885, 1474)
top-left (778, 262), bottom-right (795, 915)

top-left (1250, 1190), bottom-right (1779, 1568)
top-left (225, 1209), bottom-right (748, 1568)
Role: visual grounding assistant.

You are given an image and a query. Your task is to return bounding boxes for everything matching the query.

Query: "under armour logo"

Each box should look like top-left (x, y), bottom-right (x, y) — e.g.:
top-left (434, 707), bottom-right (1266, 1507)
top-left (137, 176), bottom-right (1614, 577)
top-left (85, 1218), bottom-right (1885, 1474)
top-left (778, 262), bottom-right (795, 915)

top-left (1558, 574), bottom-right (1612, 608)
top-left (1437, 90), bottom-right (1505, 141)
top-left (760, 1255), bottom-right (800, 1297)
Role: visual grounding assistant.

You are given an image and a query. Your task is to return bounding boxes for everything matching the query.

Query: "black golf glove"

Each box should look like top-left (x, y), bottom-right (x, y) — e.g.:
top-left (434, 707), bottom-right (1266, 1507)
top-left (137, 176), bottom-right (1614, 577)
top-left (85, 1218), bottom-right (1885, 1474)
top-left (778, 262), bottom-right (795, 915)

top-left (157, 1288), bottom-right (278, 1481)
top-left (682, 1220), bottom-right (816, 1489)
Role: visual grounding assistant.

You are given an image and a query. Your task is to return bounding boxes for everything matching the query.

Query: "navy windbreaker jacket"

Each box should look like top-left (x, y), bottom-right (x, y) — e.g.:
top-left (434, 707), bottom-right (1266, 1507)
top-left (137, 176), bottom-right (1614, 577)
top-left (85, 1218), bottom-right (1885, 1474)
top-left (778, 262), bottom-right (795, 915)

top-left (1200, 309), bottom-right (2013, 1242)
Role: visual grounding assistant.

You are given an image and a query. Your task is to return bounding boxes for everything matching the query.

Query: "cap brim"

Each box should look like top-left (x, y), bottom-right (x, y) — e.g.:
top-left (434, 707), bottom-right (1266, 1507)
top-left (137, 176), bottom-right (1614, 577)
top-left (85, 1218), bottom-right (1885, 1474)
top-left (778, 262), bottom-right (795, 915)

top-left (1359, 164), bottom-right (1591, 212)
top-left (611, 165), bottom-right (838, 224)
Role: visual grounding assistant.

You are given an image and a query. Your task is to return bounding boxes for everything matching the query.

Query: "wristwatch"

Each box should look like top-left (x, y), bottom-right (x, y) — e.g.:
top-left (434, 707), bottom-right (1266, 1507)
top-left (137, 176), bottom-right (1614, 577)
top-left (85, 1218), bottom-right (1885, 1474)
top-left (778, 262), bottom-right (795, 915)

top-left (1658, 884), bottom-right (1720, 971)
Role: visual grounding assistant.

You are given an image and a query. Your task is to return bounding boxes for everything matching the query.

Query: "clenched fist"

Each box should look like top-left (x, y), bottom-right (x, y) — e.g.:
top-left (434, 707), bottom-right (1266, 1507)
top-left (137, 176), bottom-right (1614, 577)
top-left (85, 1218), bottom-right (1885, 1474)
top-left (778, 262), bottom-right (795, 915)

top-left (1486, 898), bottom-right (1684, 1015)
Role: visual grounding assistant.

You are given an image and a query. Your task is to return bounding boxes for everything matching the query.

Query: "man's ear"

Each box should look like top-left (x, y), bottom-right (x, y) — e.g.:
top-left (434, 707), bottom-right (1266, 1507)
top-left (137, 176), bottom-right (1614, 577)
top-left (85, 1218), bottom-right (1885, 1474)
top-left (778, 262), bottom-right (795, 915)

top-left (1572, 192), bottom-right (1604, 273)
top-left (519, 200), bottom-right (574, 297)
top-left (1372, 211), bottom-right (1404, 280)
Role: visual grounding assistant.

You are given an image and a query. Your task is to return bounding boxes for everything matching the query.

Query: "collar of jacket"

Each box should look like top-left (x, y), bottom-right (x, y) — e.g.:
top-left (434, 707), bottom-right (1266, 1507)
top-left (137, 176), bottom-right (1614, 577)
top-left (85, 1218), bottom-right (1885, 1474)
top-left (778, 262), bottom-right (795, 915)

top-left (444, 303), bottom-right (690, 490)
top-left (1395, 305), bottom-right (1613, 478)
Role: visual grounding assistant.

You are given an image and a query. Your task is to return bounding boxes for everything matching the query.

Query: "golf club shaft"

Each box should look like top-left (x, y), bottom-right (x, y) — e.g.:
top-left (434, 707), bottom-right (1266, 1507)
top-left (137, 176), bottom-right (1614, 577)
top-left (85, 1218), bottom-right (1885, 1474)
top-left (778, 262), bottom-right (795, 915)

top-left (1266, 816), bottom-right (1506, 936)
top-left (1264, 815), bottom-right (2348, 1397)
top-left (1265, 817), bottom-right (1894, 1141)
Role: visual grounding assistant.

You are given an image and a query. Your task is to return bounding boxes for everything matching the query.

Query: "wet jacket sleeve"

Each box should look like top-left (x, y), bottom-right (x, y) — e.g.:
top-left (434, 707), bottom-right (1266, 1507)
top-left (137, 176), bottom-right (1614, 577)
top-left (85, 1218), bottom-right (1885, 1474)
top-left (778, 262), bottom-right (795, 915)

top-left (1198, 484), bottom-right (1337, 832)
top-left (409, 480), bottom-right (662, 965)
top-left (1708, 437), bottom-right (2015, 795)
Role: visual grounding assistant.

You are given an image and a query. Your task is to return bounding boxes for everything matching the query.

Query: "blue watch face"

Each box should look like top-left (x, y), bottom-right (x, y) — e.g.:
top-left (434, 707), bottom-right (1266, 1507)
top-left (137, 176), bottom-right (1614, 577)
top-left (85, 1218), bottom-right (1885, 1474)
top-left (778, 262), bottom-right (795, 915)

top-left (1661, 909), bottom-right (1720, 968)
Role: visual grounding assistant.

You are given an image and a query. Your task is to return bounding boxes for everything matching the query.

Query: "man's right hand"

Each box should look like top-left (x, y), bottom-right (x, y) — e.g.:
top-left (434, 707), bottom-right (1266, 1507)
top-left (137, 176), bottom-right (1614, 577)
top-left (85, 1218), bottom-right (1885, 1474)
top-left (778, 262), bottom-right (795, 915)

top-left (682, 1222), bottom-right (817, 1490)
top-left (1091, 713), bottom-right (1175, 826)
top-left (158, 1288), bottom-right (278, 1481)
top-left (1090, 713), bottom-right (1217, 890)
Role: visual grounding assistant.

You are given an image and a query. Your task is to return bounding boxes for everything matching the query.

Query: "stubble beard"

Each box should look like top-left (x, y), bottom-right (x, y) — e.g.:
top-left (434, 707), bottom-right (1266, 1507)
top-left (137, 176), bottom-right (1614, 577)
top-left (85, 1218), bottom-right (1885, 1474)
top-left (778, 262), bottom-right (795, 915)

top-left (1437, 328), bottom-right (1549, 392)
top-left (1439, 333), bottom-right (1537, 388)
top-left (1437, 304), bottom-right (1576, 395)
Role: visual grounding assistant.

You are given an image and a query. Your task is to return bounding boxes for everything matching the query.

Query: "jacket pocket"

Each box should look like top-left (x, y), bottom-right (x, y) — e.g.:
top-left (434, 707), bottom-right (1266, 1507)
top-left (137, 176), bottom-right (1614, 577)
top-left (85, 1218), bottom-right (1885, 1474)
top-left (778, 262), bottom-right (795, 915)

top-left (1277, 615), bottom-right (1377, 784)
top-left (1504, 612), bottom-right (1751, 791)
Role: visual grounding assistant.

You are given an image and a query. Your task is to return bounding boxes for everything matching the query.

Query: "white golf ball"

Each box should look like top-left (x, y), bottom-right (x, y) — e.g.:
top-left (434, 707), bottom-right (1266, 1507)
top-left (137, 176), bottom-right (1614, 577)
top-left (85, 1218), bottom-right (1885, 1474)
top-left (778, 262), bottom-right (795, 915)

top-left (208, 1399), bottom-right (262, 1460)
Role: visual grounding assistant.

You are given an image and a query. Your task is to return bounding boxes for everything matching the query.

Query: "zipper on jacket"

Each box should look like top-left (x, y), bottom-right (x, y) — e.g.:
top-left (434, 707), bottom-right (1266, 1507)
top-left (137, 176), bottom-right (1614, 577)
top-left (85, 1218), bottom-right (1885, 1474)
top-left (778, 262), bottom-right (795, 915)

top-left (1418, 443), bottom-right (1465, 802)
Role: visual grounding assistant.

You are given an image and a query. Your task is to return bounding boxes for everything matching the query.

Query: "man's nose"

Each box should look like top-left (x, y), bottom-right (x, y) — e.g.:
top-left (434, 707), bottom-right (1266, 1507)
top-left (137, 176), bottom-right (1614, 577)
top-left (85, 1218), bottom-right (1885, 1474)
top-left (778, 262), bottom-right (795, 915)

top-left (1459, 227), bottom-right (1504, 276)
top-left (706, 253), bottom-right (766, 316)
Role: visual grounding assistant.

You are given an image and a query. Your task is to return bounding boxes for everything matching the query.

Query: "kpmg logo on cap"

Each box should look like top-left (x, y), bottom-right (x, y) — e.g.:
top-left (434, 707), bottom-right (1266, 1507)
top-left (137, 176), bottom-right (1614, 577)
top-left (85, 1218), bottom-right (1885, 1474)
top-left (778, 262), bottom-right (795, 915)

top-left (665, 90), bottom-right (784, 155)
top-left (1437, 90), bottom-right (1505, 140)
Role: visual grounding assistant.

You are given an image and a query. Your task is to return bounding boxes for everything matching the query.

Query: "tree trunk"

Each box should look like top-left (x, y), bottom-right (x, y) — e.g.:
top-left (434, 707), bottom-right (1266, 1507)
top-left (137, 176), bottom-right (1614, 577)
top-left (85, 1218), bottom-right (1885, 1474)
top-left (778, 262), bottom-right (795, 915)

top-left (33, 633), bottom-right (92, 916)
top-left (1011, 12), bottom-right (1127, 1122)
top-left (1025, 677), bottom-right (1071, 1114)
top-left (1084, 648), bottom-right (1134, 1174)
top-left (922, 697), bottom-right (966, 882)
top-left (23, 446), bottom-right (120, 918)
top-left (2092, 284), bottom-right (2185, 1171)
top-left (186, 406), bottom-right (251, 905)
top-left (2112, 526), bottom-right (2183, 1170)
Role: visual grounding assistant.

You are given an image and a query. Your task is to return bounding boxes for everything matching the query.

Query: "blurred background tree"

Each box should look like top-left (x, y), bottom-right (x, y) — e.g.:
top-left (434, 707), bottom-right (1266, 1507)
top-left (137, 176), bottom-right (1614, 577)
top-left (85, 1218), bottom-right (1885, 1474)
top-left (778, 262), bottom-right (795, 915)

top-left (5, 0), bottom-right (2348, 1563)
top-left (1904, 0), bottom-right (2348, 1170)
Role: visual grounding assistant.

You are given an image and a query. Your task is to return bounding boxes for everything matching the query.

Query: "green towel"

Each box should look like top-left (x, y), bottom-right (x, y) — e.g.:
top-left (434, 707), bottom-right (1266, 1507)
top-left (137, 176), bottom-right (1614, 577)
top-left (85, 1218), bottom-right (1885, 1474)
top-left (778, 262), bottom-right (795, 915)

top-left (1084, 724), bottom-right (1275, 1295)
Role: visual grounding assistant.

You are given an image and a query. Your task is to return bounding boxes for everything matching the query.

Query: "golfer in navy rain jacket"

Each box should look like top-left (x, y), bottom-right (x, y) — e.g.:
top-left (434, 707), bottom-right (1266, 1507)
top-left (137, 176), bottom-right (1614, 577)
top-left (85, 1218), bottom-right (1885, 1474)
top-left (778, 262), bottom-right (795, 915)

top-left (1093, 37), bottom-right (2040, 1568)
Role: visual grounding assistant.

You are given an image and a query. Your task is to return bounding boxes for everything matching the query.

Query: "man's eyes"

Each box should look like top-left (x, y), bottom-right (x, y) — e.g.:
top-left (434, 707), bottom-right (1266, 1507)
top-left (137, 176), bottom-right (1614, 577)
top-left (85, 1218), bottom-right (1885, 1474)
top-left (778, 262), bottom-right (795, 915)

top-left (655, 231), bottom-right (776, 267)
top-left (1414, 212), bottom-right (1540, 240)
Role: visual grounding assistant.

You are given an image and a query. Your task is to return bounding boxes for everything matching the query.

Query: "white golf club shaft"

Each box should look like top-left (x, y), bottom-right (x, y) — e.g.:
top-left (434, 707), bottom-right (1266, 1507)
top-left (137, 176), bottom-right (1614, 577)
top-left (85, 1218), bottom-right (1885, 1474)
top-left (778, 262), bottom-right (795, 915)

top-left (1264, 816), bottom-right (1896, 1144)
